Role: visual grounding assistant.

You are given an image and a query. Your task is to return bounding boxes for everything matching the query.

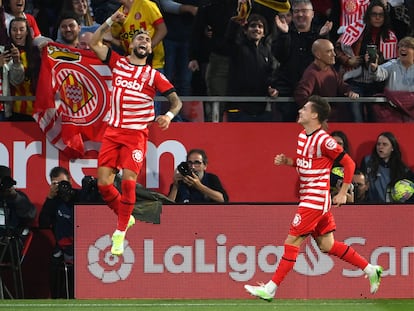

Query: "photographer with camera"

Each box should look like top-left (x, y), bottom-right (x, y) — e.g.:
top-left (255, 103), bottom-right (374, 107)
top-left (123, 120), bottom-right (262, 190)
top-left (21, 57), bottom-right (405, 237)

top-left (168, 149), bottom-right (229, 203)
top-left (0, 165), bottom-right (36, 236)
top-left (0, 165), bottom-right (36, 298)
top-left (38, 166), bottom-right (80, 299)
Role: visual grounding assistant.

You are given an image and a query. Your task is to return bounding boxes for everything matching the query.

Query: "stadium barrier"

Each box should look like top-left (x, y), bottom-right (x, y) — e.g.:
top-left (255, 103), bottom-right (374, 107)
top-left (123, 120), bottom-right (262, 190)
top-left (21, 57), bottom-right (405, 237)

top-left (0, 95), bottom-right (389, 123)
top-left (75, 203), bottom-right (414, 299)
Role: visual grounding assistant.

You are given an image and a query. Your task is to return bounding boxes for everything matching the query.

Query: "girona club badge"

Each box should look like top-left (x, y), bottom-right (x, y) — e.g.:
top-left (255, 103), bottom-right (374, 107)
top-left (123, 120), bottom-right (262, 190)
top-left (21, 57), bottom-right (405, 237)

top-left (292, 213), bottom-right (302, 227)
top-left (51, 61), bottom-right (109, 126)
top-left (343, 0), bottom-right (359, 15)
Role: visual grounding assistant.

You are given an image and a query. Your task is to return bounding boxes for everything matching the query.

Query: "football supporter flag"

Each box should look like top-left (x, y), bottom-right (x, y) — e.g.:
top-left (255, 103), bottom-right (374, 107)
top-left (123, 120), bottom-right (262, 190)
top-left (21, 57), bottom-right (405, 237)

top-left (34, 42), bottom-right (111, 158)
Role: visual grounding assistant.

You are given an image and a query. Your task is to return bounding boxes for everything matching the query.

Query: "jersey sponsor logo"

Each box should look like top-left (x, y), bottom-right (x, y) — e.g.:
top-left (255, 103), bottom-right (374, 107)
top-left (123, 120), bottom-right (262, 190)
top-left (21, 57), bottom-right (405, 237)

top-left (114, 76), bottom-right (144, 92)
top-left (132, 149), bottom-right (144, 163)
top-left (296, 158), bottom-right (312, 168)
top-left (325, 138), bottom-right (337, 150)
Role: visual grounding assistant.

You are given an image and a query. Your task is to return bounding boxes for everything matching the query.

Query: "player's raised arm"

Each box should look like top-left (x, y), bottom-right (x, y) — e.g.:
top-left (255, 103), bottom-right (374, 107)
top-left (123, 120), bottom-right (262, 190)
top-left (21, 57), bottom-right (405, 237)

top-left (90, 11), bottom-right (125, 61)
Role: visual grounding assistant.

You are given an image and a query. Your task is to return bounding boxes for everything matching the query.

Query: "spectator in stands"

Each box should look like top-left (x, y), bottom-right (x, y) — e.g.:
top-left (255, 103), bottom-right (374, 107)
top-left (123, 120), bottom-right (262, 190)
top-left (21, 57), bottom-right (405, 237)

top-left (0, 39), bottom-right (25, 120)
top-left (188, 0), bottom-right (236, 122)
top-left (30, 1), bottom-right (62, 38)
top-left (294, 39), bottom-right (359, 121)
top-left (78, 31), bottom-right (92, 50)
top-left (8, 17), bottom-right (40, 121)
top-left (368, 36), bottom-right (414, 121)
top-left (331, 130), bottom-right (351, 159)
top-left (160, 0), bottom-right (197, 98)
top-left (168, 148), bottom-right (229, 203)
top-left (90, 0), bottom-right (120, 24)
top-left (386, 0), bottom-right (411, 40)
top-left (271, 0), bottom-right (332, 122)
top-left (54, 0), bottom-right (100, 42)
top-left (335, 0), bottom-right (398, 122)
top-left (111, 0), bottom-right (167, 65)
top-left (3, 0), bottom-right (52, 48)
top-left (353, 169), bottom-right (370, 203)
top-left (369, 35), bottom-right (414, 91)
top-left (39, 166), bottom-right (77, 299)
top-left (56, 11), bottom-right (82, 48)
top-left (225, 13), bottom-right (278, 122)
top-left (360, 131), bottom-right (413, 203)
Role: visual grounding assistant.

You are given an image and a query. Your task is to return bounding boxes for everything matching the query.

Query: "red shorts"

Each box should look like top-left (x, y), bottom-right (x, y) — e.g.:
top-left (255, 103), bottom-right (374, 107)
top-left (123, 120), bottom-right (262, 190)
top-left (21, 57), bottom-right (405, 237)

top-left (98, 126), bottom-right (148, 174)
top-left (288, 207), bottom-right (336, 238)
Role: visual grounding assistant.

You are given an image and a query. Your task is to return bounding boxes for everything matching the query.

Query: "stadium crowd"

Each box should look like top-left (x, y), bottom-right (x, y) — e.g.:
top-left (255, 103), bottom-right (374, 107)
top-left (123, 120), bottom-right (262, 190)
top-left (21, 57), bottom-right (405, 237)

top-left (0, 0), bottom-right (413, 122)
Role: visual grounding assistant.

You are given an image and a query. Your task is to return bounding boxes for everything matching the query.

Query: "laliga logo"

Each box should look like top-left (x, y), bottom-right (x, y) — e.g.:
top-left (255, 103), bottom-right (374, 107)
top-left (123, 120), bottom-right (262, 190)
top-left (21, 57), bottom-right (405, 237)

top-left (87, 234), bottom-right (135, 283)
top-left (296, 239), bottom-right (334, 276)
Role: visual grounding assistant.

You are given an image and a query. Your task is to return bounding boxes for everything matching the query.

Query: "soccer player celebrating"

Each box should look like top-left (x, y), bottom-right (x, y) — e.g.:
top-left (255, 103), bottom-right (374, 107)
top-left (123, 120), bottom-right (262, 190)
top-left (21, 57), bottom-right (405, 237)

top-left (89, 10), bottom-right (182, 256)
top-left (244, 95), bottom-right (382, 301)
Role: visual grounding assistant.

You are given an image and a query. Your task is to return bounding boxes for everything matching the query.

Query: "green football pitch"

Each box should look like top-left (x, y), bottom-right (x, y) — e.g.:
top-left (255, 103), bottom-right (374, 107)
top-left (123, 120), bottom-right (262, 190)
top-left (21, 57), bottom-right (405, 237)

top-left (0, 299), bottom-right (413, 311)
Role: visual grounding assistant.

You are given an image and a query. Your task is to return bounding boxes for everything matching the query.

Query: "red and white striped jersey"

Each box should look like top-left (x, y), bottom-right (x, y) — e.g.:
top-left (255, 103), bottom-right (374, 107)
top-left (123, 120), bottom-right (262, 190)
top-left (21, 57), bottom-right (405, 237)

top-left (107, 52), bottom-right (174, 130)
top-left (295, 129), bottom-right (343, 213)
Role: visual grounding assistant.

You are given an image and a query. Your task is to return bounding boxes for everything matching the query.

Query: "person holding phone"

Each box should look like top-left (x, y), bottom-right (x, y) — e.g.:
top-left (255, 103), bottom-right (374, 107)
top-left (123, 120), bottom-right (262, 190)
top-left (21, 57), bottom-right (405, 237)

top-left (334, 0), bottom-right (397, 122)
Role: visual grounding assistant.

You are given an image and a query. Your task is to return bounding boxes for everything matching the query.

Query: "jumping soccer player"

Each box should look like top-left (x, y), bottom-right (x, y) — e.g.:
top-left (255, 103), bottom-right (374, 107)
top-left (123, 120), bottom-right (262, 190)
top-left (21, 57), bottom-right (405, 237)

top-left (89, 10), bottom-right (182, 256)
top-left (244, 95), bottom-right (382, 301)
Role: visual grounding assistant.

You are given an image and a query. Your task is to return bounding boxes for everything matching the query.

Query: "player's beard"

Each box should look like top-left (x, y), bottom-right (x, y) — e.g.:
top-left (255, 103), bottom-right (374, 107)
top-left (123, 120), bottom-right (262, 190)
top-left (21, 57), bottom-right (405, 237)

top-left (133, 47), bottom-right (149, 59)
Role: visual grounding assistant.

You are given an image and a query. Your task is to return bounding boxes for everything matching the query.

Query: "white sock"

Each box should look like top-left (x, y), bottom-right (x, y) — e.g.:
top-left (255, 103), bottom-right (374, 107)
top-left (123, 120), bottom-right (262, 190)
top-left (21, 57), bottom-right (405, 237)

top-left (114, 229), bottom-right (125, 235)
top-left (363, 263), bottom-right (375, 275)
top-left (265, 280), bottom-right (277, 295)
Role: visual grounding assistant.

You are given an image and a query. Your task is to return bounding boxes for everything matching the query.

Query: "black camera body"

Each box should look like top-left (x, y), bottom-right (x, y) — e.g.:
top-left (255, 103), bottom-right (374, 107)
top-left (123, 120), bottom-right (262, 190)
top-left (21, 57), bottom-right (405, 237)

top-left (57, 180), bottom-right (77, 202)
top-left (0, 176), bottom-right (17, 191)
top-left (177, 161), bottom-right (193, 176)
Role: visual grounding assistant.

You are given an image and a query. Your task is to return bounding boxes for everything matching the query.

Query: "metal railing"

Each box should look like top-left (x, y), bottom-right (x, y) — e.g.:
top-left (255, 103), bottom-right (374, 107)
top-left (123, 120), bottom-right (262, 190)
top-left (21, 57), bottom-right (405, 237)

top-left (1, 95), bottom-right (389, 122)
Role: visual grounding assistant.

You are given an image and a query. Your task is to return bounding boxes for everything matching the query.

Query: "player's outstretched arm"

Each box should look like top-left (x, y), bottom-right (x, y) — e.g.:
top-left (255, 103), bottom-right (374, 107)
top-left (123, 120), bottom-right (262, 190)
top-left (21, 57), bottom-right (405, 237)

top-left (274, 153), bottom-right (294, 166)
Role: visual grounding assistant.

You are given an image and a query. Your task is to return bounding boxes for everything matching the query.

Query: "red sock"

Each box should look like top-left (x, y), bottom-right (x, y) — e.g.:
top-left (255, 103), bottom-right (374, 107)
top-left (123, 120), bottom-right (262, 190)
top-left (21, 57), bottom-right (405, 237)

top-left (117, 180), bottom-right (136, 231)
top-left (98, 184), bottom-right (120, 215)
top-left (271, 244), bottom-right (299, 286)
top-left (328, 241), bottom-right (368, 270)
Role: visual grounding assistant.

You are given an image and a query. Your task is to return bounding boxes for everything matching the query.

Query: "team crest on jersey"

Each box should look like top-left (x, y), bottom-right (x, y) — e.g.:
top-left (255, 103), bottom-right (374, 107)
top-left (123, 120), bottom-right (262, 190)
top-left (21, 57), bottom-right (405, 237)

top-left (135, 12), bottom-right (141, 20)
top-left (132, 149), bottom-right (144, 163)
top-left (325, 138), bottom-right (337, 150)
top-left (292, 213), bottom-right (302, 227)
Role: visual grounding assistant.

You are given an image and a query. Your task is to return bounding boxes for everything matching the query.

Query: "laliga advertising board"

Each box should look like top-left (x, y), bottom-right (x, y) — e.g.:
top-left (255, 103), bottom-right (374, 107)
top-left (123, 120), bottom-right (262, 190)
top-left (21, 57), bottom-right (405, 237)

top-left (75, 204), bottom-right (414, 299)
top-left (1, 122), bottom-right (414, 205)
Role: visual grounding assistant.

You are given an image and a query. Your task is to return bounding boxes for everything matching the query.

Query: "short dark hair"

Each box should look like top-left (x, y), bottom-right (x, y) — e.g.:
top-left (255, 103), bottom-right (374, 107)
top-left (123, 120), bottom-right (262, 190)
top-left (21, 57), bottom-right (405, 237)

top-left (187, 149), bottom-right (208, 165)
top-left (49, 166), bottom-right (70, 180)
top-left (58, 10), bottom-right (81, 27)
top-left (308, 95), bottom-right (330, 123)
top-left (245, 14), bottom-right (268, 35)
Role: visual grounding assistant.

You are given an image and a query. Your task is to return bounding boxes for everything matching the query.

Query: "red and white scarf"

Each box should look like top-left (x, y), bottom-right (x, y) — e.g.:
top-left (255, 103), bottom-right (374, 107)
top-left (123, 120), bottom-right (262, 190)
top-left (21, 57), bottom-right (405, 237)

top-left (340, 21), bottom-right (398, 60)
top-left (339, 21), bottom-right (398, 80)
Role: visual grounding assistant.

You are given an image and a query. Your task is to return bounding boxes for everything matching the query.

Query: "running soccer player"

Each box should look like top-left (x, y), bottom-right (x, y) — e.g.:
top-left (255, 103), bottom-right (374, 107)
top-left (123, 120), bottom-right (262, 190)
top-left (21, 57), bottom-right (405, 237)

top-left (244, 95), bottom-right (382, 301)
top-left (89, 10), bottom-right (182, 256)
